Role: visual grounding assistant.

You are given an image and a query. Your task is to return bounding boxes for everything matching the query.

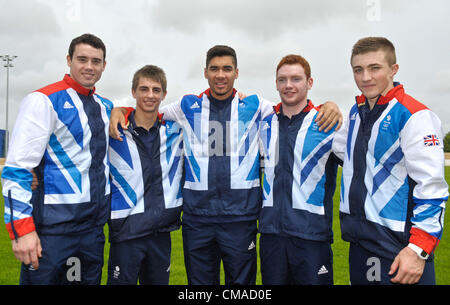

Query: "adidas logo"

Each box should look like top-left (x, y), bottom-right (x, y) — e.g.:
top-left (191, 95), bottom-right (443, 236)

top-left (248, 241), bottom-right (256, 251)
top-left (318, 265), bottom-right (328, 275)
top-left (190, 102), bottom-right (200, 109)
top-left (113, 266), bottom-right (120, 279)
top-left (63, 101), bottom-right (74, 109)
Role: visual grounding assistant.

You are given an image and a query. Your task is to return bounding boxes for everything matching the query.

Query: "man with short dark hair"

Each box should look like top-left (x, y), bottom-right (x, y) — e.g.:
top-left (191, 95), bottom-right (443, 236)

top-left (1, 33), bottom-right (113, 285)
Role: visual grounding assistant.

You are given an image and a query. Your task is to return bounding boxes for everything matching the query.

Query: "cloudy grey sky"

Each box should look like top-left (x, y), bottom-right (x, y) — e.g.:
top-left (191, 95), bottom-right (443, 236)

top-left (1, 0), bottom-right (449, 133)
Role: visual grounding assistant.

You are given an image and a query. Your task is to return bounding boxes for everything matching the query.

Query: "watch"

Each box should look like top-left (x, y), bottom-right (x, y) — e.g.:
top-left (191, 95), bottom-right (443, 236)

top-left (407, 243), bottom-right (429, 260)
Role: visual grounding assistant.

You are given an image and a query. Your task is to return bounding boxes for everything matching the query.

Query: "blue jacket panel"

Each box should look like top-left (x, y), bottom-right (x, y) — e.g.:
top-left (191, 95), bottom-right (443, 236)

top-left (2, 75), bottom-right (112, 237)
top-left (108, 112), bottom-right (183, 242)
top-left (259, 101), bottom-right (339, 242)
top-left (339, 84), bottom-right (448, 259)
top-left (161, 90), bottom-right (274, 222)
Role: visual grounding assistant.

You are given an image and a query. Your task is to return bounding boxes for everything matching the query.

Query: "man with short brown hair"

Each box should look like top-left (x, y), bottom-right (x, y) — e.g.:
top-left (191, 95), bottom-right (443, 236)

top-left (107, 65), bottom-right (183, 285)
top-left (337, 37), bottom-right (448, 285)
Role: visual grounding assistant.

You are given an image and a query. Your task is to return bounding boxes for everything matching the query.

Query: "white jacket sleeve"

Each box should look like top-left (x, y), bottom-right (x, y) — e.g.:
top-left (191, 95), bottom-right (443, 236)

top-left (400, 109), bottom-right (448, 253)
top-left (332, 116), bottom-right (348, 162)
top-left (258, 96), bottom-right (276, 118)
top-left (1, 92), bottom-right (56, 238)
top-left (160, 99), bottom-right (183, 122)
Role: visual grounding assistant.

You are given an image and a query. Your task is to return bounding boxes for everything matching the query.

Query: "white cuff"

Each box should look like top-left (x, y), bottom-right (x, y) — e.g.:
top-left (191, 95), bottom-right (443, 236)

top-left (408, 243), bottom-right (429, 260)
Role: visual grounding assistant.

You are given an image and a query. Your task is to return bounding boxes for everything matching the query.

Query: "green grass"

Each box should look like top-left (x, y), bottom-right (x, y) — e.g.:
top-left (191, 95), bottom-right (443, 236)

top-left (435, 166), bottom-right (450, 285)
top-left (1, 167), bottom-right (450, 285)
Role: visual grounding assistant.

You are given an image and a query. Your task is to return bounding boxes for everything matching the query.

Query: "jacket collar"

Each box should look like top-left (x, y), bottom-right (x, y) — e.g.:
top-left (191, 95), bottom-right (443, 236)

top-left (273, 99), bottom-right (316, 116)
top-left (356, 82), bottom-right (404, 106)
top-left (125, 110), bottom-right (165, 129)
top-left (63, 74), bottom-right (96, 96)
top-left (202, 88), bottom-right (237, 99)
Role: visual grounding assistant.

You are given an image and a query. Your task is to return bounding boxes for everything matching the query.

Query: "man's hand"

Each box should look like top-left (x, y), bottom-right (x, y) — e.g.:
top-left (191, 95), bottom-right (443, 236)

top-left (31, 169), bottom-right (38, 191)
top-left (109, 107), bottom-right (128, 141)
top-left (389, 246), bottom-right (425, 284)
top-left (12, 231), bottom-right (42, 270)
top-left (315, 101), bottom-right (343, 132)
top-left (238, 92), bottom-right (248, 100)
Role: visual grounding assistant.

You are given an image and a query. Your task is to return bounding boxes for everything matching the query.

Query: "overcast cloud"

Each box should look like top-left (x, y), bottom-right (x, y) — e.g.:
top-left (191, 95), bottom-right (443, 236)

top-left (1, 0), bottom-right (449, 134)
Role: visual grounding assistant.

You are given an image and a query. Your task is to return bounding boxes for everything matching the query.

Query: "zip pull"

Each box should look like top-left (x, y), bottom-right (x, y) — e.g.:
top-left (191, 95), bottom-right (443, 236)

top-left (8, 190), bottom-right (19, 241)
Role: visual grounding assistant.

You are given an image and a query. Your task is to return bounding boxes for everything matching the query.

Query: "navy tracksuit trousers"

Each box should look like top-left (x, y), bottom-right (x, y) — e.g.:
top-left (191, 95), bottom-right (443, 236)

top-left (182, 220), bottom-right (257, 285)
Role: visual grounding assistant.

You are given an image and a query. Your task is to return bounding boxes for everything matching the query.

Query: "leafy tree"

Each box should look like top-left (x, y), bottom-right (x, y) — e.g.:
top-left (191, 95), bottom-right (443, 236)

top-left (444, 131), bottom-right (450, 153)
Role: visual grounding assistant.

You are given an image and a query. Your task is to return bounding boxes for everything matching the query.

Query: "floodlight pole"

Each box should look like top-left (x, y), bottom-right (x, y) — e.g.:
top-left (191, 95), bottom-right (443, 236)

top-left (0, 55), bottom-right (18, 157)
